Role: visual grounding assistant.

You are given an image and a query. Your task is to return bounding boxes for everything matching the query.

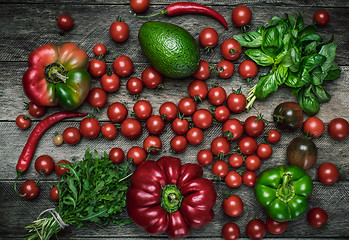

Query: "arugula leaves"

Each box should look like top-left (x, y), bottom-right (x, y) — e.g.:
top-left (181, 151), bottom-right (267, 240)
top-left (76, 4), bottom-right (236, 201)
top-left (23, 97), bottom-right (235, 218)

top-left (235, 13), bottom-right (341, 116)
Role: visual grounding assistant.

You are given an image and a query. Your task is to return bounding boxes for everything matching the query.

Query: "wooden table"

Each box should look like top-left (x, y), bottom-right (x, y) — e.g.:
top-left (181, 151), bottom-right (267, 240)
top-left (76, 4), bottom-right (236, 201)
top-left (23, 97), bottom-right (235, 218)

top-left (0, 0), bottom-right (348, 239)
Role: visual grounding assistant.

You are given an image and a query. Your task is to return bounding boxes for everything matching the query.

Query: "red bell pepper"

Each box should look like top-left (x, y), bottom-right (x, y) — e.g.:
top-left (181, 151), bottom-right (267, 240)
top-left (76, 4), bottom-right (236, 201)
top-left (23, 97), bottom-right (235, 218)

top-left (126, 156), bottom-right (217, 239)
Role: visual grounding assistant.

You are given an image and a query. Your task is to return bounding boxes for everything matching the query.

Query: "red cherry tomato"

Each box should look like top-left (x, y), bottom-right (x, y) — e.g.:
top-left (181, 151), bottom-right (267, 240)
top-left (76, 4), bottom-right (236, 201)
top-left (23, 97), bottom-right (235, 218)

top-left (242, 170), bottom-right (257, 187)
top-left (238, 60), bottom-right (258, 79)
top-left (238, 136), bottom-right (257, 155)
top-left (107, 102), bottom-right (128, 123)
top-left (217, 60), bottom-right (235, 79)
top-left (127, 146), bottom-right (147, 165)
top-left (244, 116), bottom-right (265, 137)
top-left (211, 136), bottom-right (230, 157)
top-left (146, 115), bottom-right (165, 135)
top-left (171, 118), bottom-right (189, 135)
top-left (246, 219), bottom-right (267, 240)
top-left (141, 66), bottom-right (163, 89)
top-left (16, 114), bottom-right (31, 130)
top-left (221, 39), bottom-right (242, 60)
top-left (231, 5), bottom-right (252, 27)
top-left (57, 14), bottom-right (73, 31)
top-left (307, 207), bottom-right (328, 228)
top-left (100, 73), bottom-right (120, 93)
top-left (222, 195), bottom-right (243, 217)
top-left (193, 60), bottom-right (211, 80)
top-left (20, 180), bottom-right (39, 200)
top-left (93, 43), bottom-right (107, 56)
top-left (313, 10), bottom-right (330, 26)
top-left (328, 118), bottom-right (349, 140)
top-left (256, 143), bottom-right (273, 160)
top-left (186, 127), bottom-right (204, 145)
top-left (317, 162), bottom-right (339, 184)
top-left (228, 153), bottom-right (244, 168)
top-left (126, 77), bottom-right (143, 96)
top-left (109, 19), bottom-right (129, 42)
top-left (87, 87), bottom-right (107, 108)
top-left (192, 109), bottom-right (213, 129)
top-left (245, 155), bottom-right (261, 171)
top-left (112, 55), bottom-right (133, 77)
top-left (212, 160), bottom-right (229, 178)
top-left (266, 217), bottom-right (287, 235)
top-left (159, 102), bottom-right (178, 121)
top-left (188, 80), bottom-right (208, 101)
top-left (208, 86), bottom-right (227, 105)
top-left (222, 118), bottom-right (244, 141)
top-left (226, 91), bottom-right (247, 114)
top-left (143, 135), bottom-right (162, 154)
top-left (79, 117), bottom-right (101, 139)
top-left (55, 160), bottom-right (71, 177)
top-left (199, 28), bottom-right (219, 50)
top-left (178, 97), bottom-right (197, 116)
top-left (27, 101), bottom-right (46, 117)
top-left (35, 155), bottom-right (55, 175)
top-left (109, 147), bottom-right (125, 164)
top-left (222, 222), bottom-right (240, 240)
top-left (133, 100), bottom-right (152, 120)
top-left (50, 186), bottom-right (59, 202)
top-left (225, 171), bottom-right (242, 188)
top-left (121, 118), bottom-right (142, 139)
top-left (89, 59), bottom-right (107, 77)
top-left (101, 122), bottom-right (118, 140)
top-left (266, 129), bottom-right (281, 144)
top-left (62, 127), bottom-right (81, 145)
top-left (197, 149), bottom-right (213, 166)
top-left (214, 105), bottom-right (230, 122)
top-left (170, 135), bottom-right (188, 153)
top-left (303, 116), bottom-right (325, 138)
top-left (130, 0), bottom-right (149, 13)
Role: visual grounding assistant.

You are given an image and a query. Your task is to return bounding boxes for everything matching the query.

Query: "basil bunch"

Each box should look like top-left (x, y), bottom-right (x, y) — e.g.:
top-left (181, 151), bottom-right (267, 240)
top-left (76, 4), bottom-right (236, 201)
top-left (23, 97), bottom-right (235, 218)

top-left (234, 13), bottom-right (340, 116)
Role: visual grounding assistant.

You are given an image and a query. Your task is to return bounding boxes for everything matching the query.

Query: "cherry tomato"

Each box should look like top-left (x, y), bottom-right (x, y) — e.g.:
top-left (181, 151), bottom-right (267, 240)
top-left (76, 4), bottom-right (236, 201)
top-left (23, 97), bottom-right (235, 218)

top-left (313, 10), bottom-right (330, 26)
top-left (143, 135), bottom-right (162, 154)
top-left (273, 102), bottom-right (303, 130)
top-left (57, 14), bottom-right (73, 31)
top-left (266, 129), bottom-right (281, 144)
top-left (217, 60), bottom-right (235, 79)
top-left (100, 73), bottom-right (120, 93)
top-left (246, 219), bottom-right (267, 240)
top-left (199, 28), bottom-right (219, 50)
top-left (171, 118), bottom-right (189, 135)
top-left (186, 127), bottom-right (204, 145)
top-left (192, 109), bottom-right (213, 129)
top-left (222, 118), bottom-right (244, 141)
top-left (214, 105), bottom-right (230, 122)
top-left (20, 180), bottom-right (39, 199)
top-left (16, 114), bottom-right (31, 130)
top-left (93, 43), bottom-right (107, 56)
top-left (231, 5), bottom-right (252, 27)
top-left (193, 60), bottom-right (211, 80)
top-left (266, 217), bottom-right (287, 235)
top-left (222, 222), bottom-right (240, 240)
top-left (212, 160), bottom-right (229, 178)
top-left (87, 87), bottom-right (107, 108)
top-left (55, 160), bottom-right (71, 176)
top-left (244, 116), bottom-right (265, 137)
top-left (245, 155), bottom-right (261, 171)
top-left (112, 55), bottom-right (133, 77)
top-left (27, 101), bottom-right (46, 117)
top-left (238, 136), bottom-right (258, 155)
top-left (208, 86), bottom-right (227, 105)
top-left (121, 118), bottom-right (142, 139)
top-left (53, 134), bottom-right (63, 146)
top-left (242, 170), bottom-right (257, 187)
top-left (35, 155), bottom-right (55, 175)
top-left (146, 115), bottom-right (165, 135)
top-left (107, 102), bottom-right (128, 123)
top-left (109, 147), bottom-right (125, 164)
top-left (307, 207), bottom-right (328, 228)
top-left (79, 117), bottom-right (101, 139)
top-left (328, 118), bottom-right (349, 140)
top-left (221, 38), bottom-right (242, 60)
top-left (159, 102), bottom-right (178, 121)
top-left (303, 116), bottom-right (325, 138)
top-left (101, 122), bottom-right (118, 140)
top-left (89, 59), bottom-right (107, 77)
top-left (126, 77), bottom-right (143, 96)
top-left (133, 100), bottom-right (152, 120)
top-left (62, 127), bottom-right (81, 145)
top-left (142, 66), bottom-right (163, 89)
top-left (170, 135), bottom-right (188, 153)
top-left (317, 162), bottom-right (339, 184)
top-left (238, 60), bottom-right (258, 79)
top-left (226, 91), bottom-right (247, 114)
top-left (188, 80), bottom-right (208, 101)
top-left (109, 19), bottom-right (129, 42)
top-left (50, 186), bottom-right (59, 202)
top-left (197, 149), bottom-right (213, 166)
top-left (178, 97), bottom-right (197, 116)
top-left (130, 0), bottom-right (149, 13)
top-left (211, 136), bottom-right (230, 157)
top-left (225, 171), bottom-right (242, 188)
top-left (256, 143), bottom-right (273, 160)
top-left (228, 153), bottom-right (244, 168)
top-left (127, 146), bottom-right (147, 165)
top-left (222, 195), bottom-right (243, 217)
top-left (287, 137), bottom-right (317, 170)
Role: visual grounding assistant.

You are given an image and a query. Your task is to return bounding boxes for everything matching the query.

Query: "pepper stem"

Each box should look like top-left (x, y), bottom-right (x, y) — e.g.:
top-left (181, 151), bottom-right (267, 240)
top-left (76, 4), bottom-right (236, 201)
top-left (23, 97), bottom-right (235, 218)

top-left (161, 185), bottom-right (183, 213)
top-left (276, 173), bottom-right (295, 203)
top-left (44, 62), bottom-right (68, 84)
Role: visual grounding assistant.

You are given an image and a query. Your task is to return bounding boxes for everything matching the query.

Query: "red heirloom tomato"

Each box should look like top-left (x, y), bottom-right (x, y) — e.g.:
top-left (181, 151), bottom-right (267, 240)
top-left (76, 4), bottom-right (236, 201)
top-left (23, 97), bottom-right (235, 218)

top-left (266, 217), bottom-right (287, 235)
top-left (317, 162), bottom-right (339, 184)
top-left (101, 122), bottom-right (118, 140)
top-left (222, 222), bottom-right (240, 240)
top-left (199, 28), bottom-right (219, 51)
top-left (222, 195), bottom-right (243, 217)
top-left (186, 127), bottom-right (204, 145)
top-left (126, 156), bottom-right (217, 239)
top-left (112, 55), bottom-right (133, 77)
top-left (313, 10), bottom-right (330, 26)
top-left (222, 118), bottom-right (244, 141)
top-left (146, 115), bottom-right (165, 135)
top-left (16, 115), bottom-right (31, 130)
top-left (328, 117), bottom-right (349, 140)
top-left (192, 109), bottom-right (213, 129)
top-left (57, 14), bottom-right (74, 31)
top-left (143, 135), bottom-right (162, 154)
top-left (231, 5), bottom-right (252, 27)
top-left (79, 117), bottom-right (100, 139)
top-left (93, 43), bottom-right (107, 56)
top-left (221, 38), bottom-right (242, 60)
top-left (35, 155), bottom-right (55, 175)
top-left (246, 219), bottom-right (267, 240)
top-left (307, 207), bottom-right (328, 228)
top-left (89, 58), bottom-right (107, 77)
top-left (303, 116), bottom-right (325, 138)
top-left (197, 149), bottom-right (213, 166)
top-left (159, 101), bottom-right (178, 121)
top-left (127, 146), bottom-right (147, 165)
top-left (244, 116), bottom-right (265, 137)
top-left (226, 90), bottom-right (246, 113)
top-left (87, 87), bottom-right (107, 108)
top-left (193, 60), bottom-right (211, 80)
top-left (121, 118), bottom-right (142, 139)
top-left (188, 80), bottom-right (208, 101)
top-left (217, 60), bottom-right (234, 79)
top-left (62, 127), bottom-right (81, 145)
top-left (130, 0), bottom-right (149, 13)
top-left (107, 102), bottom-right (128, 123)
top-left (55, 160), bottom-right (71, 176)
top-left (109, 19), bottom-right (129, 42)
top-left (100, 72), bottom-right (120, 93)
top-left (133, 99), bottom-right (152, 120)
top-left (109, 147), bottom-right (125, 164)
top-left (142, 66), bottom-right (163, 89)
top-left (20, 180), bottom-right (39, 199)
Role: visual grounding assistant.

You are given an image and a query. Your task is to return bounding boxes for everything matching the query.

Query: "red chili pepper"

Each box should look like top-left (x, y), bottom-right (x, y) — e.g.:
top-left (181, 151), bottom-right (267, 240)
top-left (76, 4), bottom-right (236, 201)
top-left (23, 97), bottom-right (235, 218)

top-left (16, 111), bottom-right (87, 174)
top-left (136, 2), bottom-right (228, 30)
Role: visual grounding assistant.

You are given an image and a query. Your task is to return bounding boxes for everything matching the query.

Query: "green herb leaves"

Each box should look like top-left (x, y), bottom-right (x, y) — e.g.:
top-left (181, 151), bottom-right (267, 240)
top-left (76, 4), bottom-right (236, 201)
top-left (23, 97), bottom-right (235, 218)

top-left (234, 13), bottom-right (341, 116)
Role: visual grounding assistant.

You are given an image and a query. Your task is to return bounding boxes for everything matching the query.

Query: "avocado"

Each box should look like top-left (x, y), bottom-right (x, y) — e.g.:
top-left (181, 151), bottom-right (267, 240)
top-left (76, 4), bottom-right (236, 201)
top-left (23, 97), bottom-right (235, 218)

top-left (138, 21), bottom-right (200, 79)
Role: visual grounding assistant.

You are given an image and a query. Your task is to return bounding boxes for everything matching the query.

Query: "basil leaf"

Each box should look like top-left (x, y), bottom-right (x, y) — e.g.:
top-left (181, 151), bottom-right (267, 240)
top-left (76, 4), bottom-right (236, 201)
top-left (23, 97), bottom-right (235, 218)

top-left (298, 87), bottom-right (320, 116)
top-left (312, 85), bottom-right (331, 103)
top-left (281, 47), bottom-right (301, 72)
top-left (261, 26), bottom-right (283, 58)
top-left (302, 54), bottom-right (326, 72)
top-left (298, 25), bottom-right (317, 39)
top-left (245, 49), bottom-right (274, 66)
top-left (255, 71), bottom-right (279, 99)
top-left (300, 33), bottom-right (323, 43)
top-left (275, 65), bottom-right (288, 85)
top-left (233, 31), bottom-right (263, 48)
top-left (268, 16), bottom-right (283, 27)
top-left (318, 42), bottom-right (337, 73)
top-left (325, 68), bottom-right (341, 81)
top-left (304, 41), bottom-right (317, 55)
top-left (287, 13), bottom-right (297, 29)
top-left (301, 68), bottom-right (312, 84)
top-left (291, 86), bottom-right (303, 96)
top-left (285, 71), bottom-right (304, 88)
top-left (312, 67), bottom-right (324, 85)
top-left (257, 25), bottom-right (265, 34)
top-left (295, 12), bottom-right (304, 30)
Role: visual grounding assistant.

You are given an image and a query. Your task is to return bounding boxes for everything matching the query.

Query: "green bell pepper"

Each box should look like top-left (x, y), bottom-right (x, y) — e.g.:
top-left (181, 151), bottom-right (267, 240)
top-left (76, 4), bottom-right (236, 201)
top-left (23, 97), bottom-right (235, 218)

top-left (254, 165), bottom-right (313, 222)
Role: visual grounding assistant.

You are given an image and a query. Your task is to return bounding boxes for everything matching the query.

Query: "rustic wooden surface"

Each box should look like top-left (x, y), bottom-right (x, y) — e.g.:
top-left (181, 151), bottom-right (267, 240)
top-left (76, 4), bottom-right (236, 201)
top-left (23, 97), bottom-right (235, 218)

top-left (0, 0), bottom-right (348, 239)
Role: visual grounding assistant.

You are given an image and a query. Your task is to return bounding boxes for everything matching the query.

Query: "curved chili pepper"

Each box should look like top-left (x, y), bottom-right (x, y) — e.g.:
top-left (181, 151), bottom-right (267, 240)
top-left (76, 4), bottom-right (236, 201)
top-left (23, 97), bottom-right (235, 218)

top-left (16, 111), bottom-right (87, 174)
top-left (136, 2), bottom-right (228, 30)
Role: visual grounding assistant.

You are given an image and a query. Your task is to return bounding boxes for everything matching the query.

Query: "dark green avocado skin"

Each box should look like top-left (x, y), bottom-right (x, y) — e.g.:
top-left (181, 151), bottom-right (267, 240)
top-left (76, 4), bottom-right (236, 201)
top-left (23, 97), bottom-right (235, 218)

top-left (138, 21), bottom-right (200, 79)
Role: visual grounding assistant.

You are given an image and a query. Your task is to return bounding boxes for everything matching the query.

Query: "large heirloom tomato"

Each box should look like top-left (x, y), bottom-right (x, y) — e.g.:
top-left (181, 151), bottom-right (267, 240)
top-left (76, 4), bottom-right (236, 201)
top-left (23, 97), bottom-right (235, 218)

top-left (127, 156), bottom-right (217, 239)
top-left (22, 42), bottom-right (91, 110)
